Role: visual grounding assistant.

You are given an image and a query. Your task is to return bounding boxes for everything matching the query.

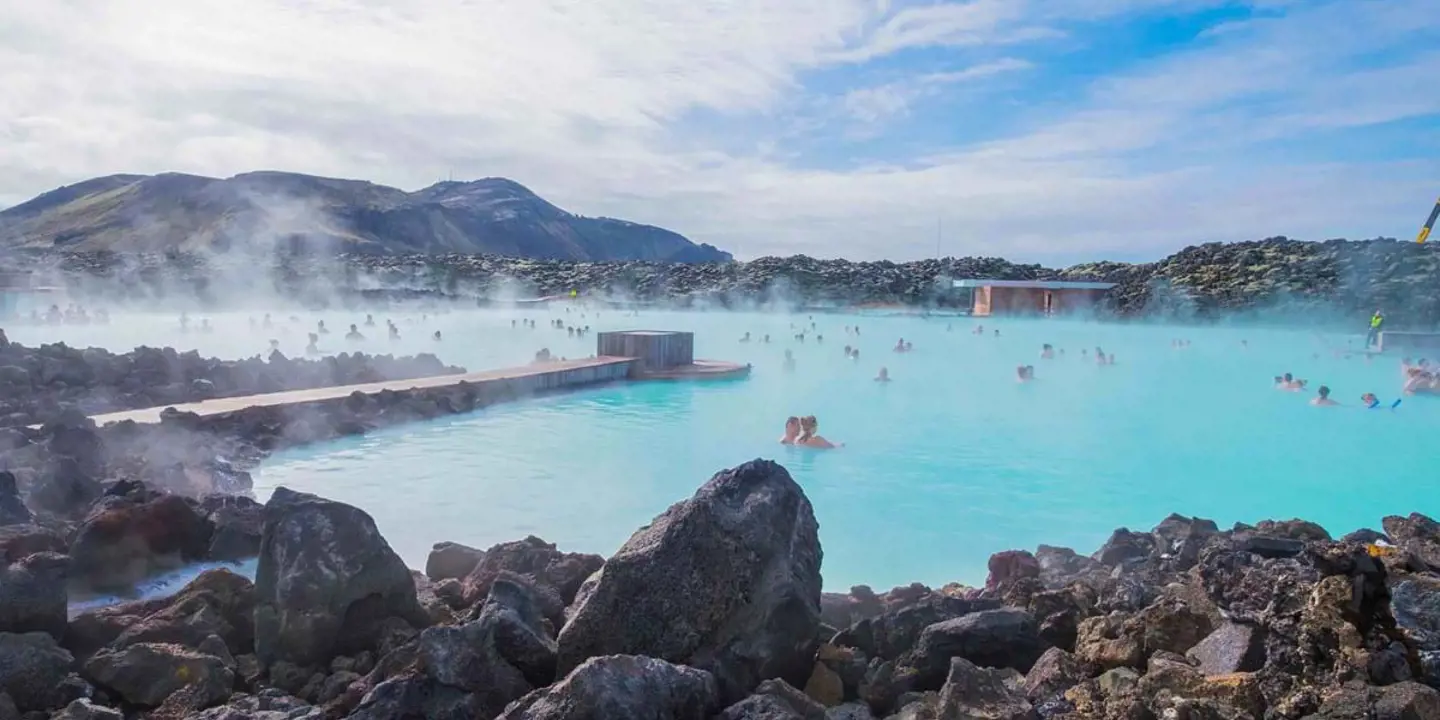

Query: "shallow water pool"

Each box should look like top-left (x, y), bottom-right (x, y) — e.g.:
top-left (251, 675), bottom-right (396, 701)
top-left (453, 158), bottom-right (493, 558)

top-left (237, 308), bottom-right (1438, 591)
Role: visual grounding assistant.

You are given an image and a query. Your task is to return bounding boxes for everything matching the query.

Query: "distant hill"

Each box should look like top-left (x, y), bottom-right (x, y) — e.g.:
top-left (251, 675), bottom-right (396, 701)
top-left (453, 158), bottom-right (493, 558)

top-left (0, 171), bottom-right (732, 263)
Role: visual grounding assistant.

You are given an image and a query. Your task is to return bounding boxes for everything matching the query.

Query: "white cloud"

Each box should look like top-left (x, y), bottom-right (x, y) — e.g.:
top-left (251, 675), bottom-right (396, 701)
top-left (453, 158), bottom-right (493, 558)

top-left (1, 0), bottom-right (1437, 263)
top-left (841, 58), bottom-right (1032, 126)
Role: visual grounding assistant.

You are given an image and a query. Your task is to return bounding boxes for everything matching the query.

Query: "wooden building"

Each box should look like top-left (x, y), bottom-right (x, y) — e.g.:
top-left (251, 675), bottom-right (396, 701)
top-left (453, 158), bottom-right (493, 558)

top-left (952, 279), bottom-right (1116, 317)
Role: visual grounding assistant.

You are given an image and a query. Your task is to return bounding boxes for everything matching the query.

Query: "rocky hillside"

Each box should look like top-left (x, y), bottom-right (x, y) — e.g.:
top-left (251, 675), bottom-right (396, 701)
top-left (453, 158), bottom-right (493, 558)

top-left (0, 172), bottom-right (731, 263)
top-left (7, 236), bottom-right (1440, 326)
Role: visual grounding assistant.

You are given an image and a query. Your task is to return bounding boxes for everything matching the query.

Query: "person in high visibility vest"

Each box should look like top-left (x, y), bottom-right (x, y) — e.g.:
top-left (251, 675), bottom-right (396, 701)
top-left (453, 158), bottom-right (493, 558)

top-left (1366, 309), bottom-right (1384, 348)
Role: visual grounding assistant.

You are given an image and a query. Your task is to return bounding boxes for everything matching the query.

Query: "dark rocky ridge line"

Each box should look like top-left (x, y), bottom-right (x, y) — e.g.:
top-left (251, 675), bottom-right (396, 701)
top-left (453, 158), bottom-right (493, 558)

top-left (0, 328), bottom-right (463, 429)
top-left (0, 172), bottom-right (732, 263)
top-left (3, 456), bottom-right (1440, 719)
top-left (8, 236), bottom-right (1440, 326)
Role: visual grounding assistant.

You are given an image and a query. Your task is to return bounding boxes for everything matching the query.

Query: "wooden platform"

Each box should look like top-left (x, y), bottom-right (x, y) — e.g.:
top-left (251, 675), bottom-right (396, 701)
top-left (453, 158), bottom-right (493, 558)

top-left (640, 360), bottom-right (751, 380)
top-left (87, 357), bottom-right (635, 425)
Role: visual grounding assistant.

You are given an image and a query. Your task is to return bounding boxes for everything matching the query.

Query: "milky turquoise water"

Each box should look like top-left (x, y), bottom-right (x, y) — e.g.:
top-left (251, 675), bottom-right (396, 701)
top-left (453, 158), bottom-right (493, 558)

top-left (11, 307), bottom-right (1435, 592)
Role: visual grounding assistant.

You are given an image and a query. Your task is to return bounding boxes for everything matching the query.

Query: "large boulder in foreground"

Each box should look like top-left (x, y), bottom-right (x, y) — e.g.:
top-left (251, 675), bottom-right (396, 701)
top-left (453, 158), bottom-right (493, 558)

top-left (0, 551), bottom-right (68, 639)
top-left (556, 459), bottom-right (823, 703)
top-left (253, 488), bottom-right (429, 670)
top-left (0, 631), bottom-right (81, 712)
top-left (497, 655), bottom-right (720, 720)
top-left (83, 641), bottom-right (233, 709)
top-left (68, 493), bottom-right (213, 592)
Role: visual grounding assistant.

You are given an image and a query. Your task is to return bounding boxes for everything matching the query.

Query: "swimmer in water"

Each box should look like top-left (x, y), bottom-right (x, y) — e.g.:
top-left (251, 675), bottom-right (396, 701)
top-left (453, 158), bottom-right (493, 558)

top-left (780, 416), bottom-right (800, 445)
top-left (345, 324), bottom-right (364, 341)
top-left (1040, 344), bottom-right (1055, 360)
top-left (797, 416), bottom-right (839, 449)
top-left (433, 330), bottom-right (442, 341)
top-left (305, 333), bottom-right (321, 355)
top-left (1016, 365), bottom-right (1035, 382)
top-left (875, 367), bottom-right (891, 382)
top-left (365, 314), bottom-right (376, 327)
top-left (1311, 385), bottom-right (1339, 406)
top-left (783, 349), bottom-right (796, 372)
top-left (1361, 393), bottom-right (1381, 409)
top-left (740, 332), bottom-right (751, 343)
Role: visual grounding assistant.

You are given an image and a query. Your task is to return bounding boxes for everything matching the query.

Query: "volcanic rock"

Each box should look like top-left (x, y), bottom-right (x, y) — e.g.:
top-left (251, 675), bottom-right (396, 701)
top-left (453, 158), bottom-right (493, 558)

top-left (899, 608), bottom-right (1045, 692)
top-left (362, 576), bottom-right (557, 718)
top-left (0, 631), bottom-right (77, 712)
top-left (0, 554), bottom-right (67, 658)
top-left (556, 459), bottom-right (822, 703)
top-left (832, 595), bottom-right (1001, 662)
top-left (719, 678), bottom-right (827, 720)
top-left (0, 473), bottom-right (29, 527)
top-left (496, 654), bottom-right (721, 720)
top-left (935, 657), bottom-right (1035, 720)
top-left (66, 568), bottom-right (255, 662)
top-left (426, 540), bottom-right (485, 581)
top-left (199, 494), bottom-right (265, 561)
top-left (1187, 622), bottom-right (1266, 675)
top-left (1392, 575), bottom-right (1440, 655)
top-left (68, 492), bottom-right (213, 592)
top-left (52, 698), bottom-right (124, 720)
top-left (83, 641), bottom-right (233, 708)
top-left (0, 524), bottom-right (65, 564)
top-left (1022, 648), bottom-right (1085, 703)
top-left (253, 488), bottom-right (429, 670)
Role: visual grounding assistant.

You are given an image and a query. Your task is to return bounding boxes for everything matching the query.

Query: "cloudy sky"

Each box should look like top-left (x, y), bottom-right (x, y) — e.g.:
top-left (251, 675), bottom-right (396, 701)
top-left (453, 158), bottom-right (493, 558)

top-left (3, 0), bottom-right (1438, 263)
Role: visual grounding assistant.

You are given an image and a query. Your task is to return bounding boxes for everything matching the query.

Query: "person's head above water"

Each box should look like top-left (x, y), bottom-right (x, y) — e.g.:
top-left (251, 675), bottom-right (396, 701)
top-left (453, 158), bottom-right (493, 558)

top-left (782, 416), bottom-right (801, 441)
top-left (1318, 385), bottom-right (1330, 398)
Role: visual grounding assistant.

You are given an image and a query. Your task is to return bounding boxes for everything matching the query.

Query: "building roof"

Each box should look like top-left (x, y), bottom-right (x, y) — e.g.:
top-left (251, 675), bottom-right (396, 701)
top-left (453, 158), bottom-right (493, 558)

top-left (952, 279), bottom-right (1117, 291)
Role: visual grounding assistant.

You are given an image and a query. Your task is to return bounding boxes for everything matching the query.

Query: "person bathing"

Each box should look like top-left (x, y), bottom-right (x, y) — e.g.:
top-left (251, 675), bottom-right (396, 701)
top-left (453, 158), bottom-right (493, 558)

top-left (797, 415), bottom-right (840, 449)
top-left (780, 416), bottom-right (801, 445)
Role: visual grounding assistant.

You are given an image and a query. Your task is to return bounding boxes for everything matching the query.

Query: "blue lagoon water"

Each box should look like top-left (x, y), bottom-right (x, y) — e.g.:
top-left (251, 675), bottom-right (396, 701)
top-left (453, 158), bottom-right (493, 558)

top-left (232, 308), bottom-right (1439, 591)
top-left (13, 307), bottom-right (1433, 591)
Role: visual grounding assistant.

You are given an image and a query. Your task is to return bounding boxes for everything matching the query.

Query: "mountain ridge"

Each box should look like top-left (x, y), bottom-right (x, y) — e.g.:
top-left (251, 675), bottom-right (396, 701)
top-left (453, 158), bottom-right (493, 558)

top-left (0, 171), bottom-right (732, 263)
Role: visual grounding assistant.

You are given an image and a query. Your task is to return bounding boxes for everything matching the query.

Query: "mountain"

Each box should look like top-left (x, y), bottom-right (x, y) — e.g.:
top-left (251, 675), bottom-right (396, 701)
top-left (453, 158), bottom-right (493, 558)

top-left (0, 171), bottom-right (732, 263)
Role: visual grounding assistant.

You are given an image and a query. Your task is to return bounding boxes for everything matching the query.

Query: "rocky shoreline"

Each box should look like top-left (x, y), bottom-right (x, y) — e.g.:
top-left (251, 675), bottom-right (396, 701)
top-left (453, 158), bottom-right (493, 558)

top-left (3, 453), bottom-right (1440, 720)
top-left (8, 236), bottom-right (1440, 325)
top-left (0, 330), bottom-right (463, 429)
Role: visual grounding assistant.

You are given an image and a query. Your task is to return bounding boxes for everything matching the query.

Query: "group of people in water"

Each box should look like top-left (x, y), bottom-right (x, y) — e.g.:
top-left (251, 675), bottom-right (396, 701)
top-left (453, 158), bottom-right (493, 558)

top-left (779, 415), bottom-right (839, 449)
top-left (1014, 343), bottom-right (1118, 382)
top-left (1271, 352), bottom-right (1438, 408)
top-left (20, 304), bottom-right (111, 326)
top-left (1401, 358), bottom-right (1440, 395)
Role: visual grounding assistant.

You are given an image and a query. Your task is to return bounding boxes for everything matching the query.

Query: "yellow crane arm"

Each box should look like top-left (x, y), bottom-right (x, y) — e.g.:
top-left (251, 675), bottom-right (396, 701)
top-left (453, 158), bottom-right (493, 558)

top-left (1419, 196), bottom-right (1440, 244)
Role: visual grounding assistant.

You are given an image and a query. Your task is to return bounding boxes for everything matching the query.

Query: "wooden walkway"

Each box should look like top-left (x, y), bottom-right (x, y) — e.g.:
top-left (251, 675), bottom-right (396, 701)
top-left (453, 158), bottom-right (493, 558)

top-left (87, 356), bottom-right (635, 425)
